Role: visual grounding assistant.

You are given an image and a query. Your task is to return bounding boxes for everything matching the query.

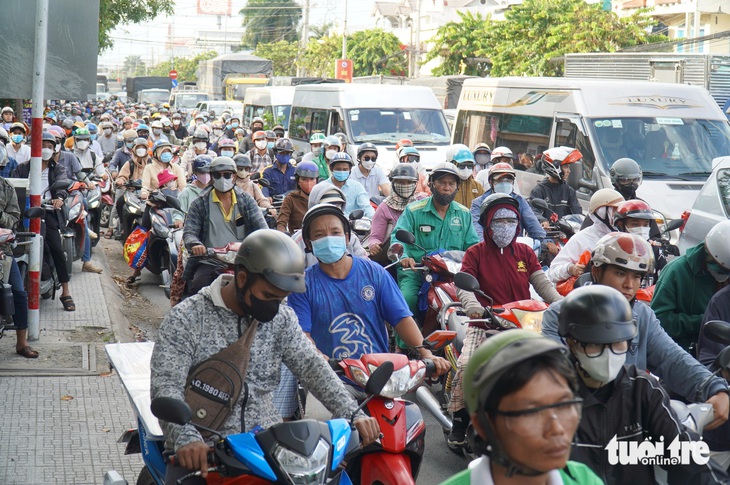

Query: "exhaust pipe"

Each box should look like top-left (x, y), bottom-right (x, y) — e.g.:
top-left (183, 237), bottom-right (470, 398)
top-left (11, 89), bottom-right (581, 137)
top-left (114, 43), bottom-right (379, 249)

top-left (416, 386), bottom-right (452, 431)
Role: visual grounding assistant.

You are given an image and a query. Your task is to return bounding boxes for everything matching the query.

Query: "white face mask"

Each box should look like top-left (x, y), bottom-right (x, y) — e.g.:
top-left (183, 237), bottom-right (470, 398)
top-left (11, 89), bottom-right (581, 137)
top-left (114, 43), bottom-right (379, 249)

top-left (135, 147), bottom-right (148, 157)
top-left (173, 119), bottom-right (181, 126)
top-left (103, 128), bottom-right (112, 136)
top-left (152, 128), bottom-right (162, 135)
top-left (255, 140), bottom-right (267, 150)
top-left (213, 129), bottom-right (223, 136)
top-left (626, 226), bottom-right (650, 241)
top-left (76, 140), bottom-right (89, 151)
top-left (574, 348), bottom-right (626, 384)
top-left (221, 150), bottom-right (234, 158)
top-left (361, 160), bottom-right (375, 171)
top-left (195, 142), bottom-right (207, 151)
top-left (42, 148), bottom-right (54, 161)
top-left (325, 149), bottom-right (338, 160)
top-left (457, 168), bottom-right (472, 180)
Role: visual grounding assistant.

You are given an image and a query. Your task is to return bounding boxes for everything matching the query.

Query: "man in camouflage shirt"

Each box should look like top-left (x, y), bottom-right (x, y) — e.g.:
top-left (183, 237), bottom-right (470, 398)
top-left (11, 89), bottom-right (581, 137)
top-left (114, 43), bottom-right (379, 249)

top-left (151, 230), bottom-right (379, 483)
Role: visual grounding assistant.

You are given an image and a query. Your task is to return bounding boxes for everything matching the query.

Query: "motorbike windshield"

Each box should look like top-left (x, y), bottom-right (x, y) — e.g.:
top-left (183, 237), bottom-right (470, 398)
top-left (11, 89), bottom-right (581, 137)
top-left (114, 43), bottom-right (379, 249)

top-left (588, 117), bottom-right (730, 179)
top-left (346, 108), bottom-right (450, 145)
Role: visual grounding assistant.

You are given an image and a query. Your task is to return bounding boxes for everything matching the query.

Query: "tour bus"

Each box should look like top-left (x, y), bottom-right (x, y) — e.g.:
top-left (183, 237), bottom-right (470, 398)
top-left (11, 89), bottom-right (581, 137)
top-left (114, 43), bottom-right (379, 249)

top-left (242, 86), bottom-right (295, 134)
top-left (288, 84), bottom-right (451, 172)
top-left (452, 77), bottom-right (730, 223)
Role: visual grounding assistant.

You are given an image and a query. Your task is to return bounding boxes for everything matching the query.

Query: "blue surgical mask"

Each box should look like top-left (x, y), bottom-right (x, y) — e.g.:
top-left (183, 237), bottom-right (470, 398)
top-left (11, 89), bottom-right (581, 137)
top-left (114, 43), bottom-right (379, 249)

top-left (267, 141), bottom-right (275, 149)
top-left (221, 150), bottom-right (234, 158)
top-left (10, 134), bottom-right (24, 144)
top-left (160, 152), bottom-right (173, 163)
top-left (311, 235), bottom-right (347, 264)
top-left (276, 153), bottom-right (290, 165)
top-left (90, 134), bottom-right (97, 141)
top-left (126, 142), bottom-right (134, 149)
top-left (231, 122), bottom-right (239, 129)
top-left (494, 181), bottom-right (513, 194)
top-left (332, 170), bottom-right (349, 182)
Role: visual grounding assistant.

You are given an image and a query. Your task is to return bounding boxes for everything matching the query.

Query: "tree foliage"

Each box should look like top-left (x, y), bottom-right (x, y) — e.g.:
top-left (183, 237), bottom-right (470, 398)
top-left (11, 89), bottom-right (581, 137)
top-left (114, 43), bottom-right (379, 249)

top-left (423, 11), bottom-right (492, 77)
top-left (300, 34), bottom-right (342, 77)
top-left (98, 0), bottom-right (175, 52)
top-left (148, 51), bottom-right (219, 82)
top-left (347, 29), bottom-right (408, 77)
top-left (253, 41), bottom-right (299, 76)
top-left (240, 0), bottom-right (302, 49)
top-left (120, 56), bottom-right (146, 78)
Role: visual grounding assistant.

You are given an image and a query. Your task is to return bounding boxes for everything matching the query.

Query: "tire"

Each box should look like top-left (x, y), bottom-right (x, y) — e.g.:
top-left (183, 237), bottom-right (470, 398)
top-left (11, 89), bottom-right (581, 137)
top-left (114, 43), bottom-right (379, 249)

top-left (63, 237), bottom-right (74, 276)
top-left (135, 466), bottom-right (156, 485)
top-left (100, 204), bottom-right (111, 228)
top-left (161, 269), bottom-right (171, 299)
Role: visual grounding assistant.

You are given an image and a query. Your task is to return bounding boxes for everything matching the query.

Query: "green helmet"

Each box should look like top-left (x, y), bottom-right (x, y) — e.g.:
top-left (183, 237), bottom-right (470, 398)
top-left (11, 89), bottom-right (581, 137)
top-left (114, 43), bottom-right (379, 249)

top-left (234, 229), bottom-right (306, 293)
top-left (74, 127), bottom-right (91, 140)
top-left (310, 132), bottom-right (326, 144)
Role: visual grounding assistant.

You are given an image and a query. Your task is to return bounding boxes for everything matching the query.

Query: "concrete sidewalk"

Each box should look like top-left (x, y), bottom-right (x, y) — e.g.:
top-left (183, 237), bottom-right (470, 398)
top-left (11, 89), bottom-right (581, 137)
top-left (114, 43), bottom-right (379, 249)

top-left (0, 258), bottom-right (144, 485)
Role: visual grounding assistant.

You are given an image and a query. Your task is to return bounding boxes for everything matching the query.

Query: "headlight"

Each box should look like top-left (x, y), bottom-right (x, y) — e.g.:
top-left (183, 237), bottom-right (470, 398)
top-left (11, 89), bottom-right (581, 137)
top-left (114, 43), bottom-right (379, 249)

top-left (377, 365), bottom-right (424, 399)
top-left (493, 314), bottom-right (518, 330)
top-left (152, 215), bottom-right (169, 239)
top-left (216, 250), bottom-right (238, 265)
top-left (274, 438), bottom-right (330, 485)
top-left (353, 219), bottom-right (371, 232)
top-left (511, 309), bottom-right (545, 333)
top-left (128, 203), bottom-right (140, 214)
top-left (348, 365), bottom-right (368, 387)
top-left (68, 203), bottom-right (82, 221)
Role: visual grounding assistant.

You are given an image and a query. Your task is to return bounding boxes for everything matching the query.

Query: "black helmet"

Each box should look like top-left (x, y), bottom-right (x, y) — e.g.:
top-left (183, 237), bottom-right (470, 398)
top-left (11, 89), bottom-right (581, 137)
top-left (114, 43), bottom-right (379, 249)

top-left (301, 203), bottom-right (351, 245)
top-left (233, 229), bottom-right (306, 293)
top-left (478, 193), bottom-right (519, 227)
top-left (558, 286), bottom-right (637, 344)
top-left (274, 138), bottom-right (294, 153)
top-left (233, 153), bottom-right (252, 169)
top-left (428, 162), bottom-right (460, 184)
top-left (609, 158), bottom-right (643, 192)
top-left (388, 163), bottom-right (418, 182)
top-left (357, 142), bottom-right (378, 161)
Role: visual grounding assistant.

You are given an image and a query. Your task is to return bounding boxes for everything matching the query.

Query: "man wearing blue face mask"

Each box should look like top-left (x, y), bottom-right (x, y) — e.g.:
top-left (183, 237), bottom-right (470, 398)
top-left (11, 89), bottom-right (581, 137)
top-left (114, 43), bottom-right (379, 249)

top-left (262, 138), bottom-right (297, 198)
top-left (314, 152), bottom-right (374, 218)
top-left (7, 122), bottom-right (30, 165)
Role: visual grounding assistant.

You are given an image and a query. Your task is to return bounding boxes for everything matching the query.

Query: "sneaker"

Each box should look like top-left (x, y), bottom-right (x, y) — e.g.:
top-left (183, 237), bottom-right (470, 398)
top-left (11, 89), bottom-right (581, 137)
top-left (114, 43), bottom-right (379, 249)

top-left (88, 229), bottom-right (98, 240)
top-left (447, 409), bottom-right (470, 452)
top-left (82, 261), bottom-right (103, 274)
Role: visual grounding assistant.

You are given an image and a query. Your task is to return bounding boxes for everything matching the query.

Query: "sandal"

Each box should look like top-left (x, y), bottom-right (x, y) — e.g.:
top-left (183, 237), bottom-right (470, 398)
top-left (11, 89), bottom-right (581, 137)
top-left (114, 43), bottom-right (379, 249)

top-left (16, 346), bottom-right (39, 359)
top-left (104, 229), bottom-right (114, 239)
top-left (60, 295), bottom-right (76, 312)
top-left (126, 275), bottom-right (140, 287)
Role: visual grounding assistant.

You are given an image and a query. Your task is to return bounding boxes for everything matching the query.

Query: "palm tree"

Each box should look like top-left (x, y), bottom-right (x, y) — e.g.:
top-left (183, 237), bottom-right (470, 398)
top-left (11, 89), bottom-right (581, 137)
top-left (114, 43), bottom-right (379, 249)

top-left (240, 0), bottom-right (302, 49)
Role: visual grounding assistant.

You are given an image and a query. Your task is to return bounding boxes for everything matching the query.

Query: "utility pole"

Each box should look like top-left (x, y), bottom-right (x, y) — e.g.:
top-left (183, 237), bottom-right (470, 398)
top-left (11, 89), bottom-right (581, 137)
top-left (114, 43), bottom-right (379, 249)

top-left (298, 0), bottom-right (310, 76)
top-left (342, 0), bottom-right (348, 59)
top-left (413, 0), bottom-right (421, 78)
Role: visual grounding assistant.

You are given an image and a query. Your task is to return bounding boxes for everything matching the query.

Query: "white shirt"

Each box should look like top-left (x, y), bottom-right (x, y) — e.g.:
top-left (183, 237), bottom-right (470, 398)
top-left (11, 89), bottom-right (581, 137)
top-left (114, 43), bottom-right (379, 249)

top-left (40, 167), bottom-right (49, 198)
top-left (7, 143), bottom-right (30, 164)
top-left (349, 165), bottom-right (389, 198)
top-left (548, 214), bottom-right (612, 283)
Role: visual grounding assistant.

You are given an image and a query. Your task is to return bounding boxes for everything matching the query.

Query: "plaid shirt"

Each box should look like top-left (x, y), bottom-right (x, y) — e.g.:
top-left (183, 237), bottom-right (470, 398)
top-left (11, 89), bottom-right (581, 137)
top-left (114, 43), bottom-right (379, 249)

top-left (182, 185), bottom-right (267, 280)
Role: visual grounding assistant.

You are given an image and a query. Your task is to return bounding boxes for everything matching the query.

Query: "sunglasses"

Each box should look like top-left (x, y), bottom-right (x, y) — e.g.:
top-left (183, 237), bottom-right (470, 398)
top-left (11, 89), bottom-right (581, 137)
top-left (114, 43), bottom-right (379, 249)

top-left (361, 156), bottom-right (377, 162)
top-left (212, 172), bottom-right (234, 180)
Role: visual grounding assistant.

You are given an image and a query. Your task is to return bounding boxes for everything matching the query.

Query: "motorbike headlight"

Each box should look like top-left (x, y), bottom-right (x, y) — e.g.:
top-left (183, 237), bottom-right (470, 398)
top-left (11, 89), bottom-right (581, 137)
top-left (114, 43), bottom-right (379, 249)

top-left (493, 314), bottom-right (519, 330)
top-left (274, 438), bottom-right (330, 485)
top-left (68, 203), bottom-right (82, 221)
top-left (216, 250), bottom-right (238, 265)
top-left (348, 365), bottom-right (368, 387)
top-left (152, 215), bottom-right (169, 239)
top-left (353, 219), bottom-right (371, 233)
top-left (378, 365), bottom-right (419, 399)
top-left (511, 309), bottom-right (545, 333)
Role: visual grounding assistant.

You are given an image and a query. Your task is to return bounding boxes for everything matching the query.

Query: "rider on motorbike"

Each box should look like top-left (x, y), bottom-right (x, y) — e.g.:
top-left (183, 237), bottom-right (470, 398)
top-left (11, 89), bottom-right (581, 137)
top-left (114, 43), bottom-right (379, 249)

top-left (174, 155), bottom-right (211, 222)
top-left (276, 161), bottom-right (318, 234)
top-left (543, 232), bottom-right (730, 430)
top-left (613, 199), bottom-right (672, 282)
top-left (315, 152), bottom-right (374, 218)
top-left (151, 229), bottom-right (380, 484)
top-left (529, 147), bottom-right (583, 221)
top-left (141, 140), bottom-right (186, 199)
top-left (559, 285), bottom-right (729, 484)
top-left (448, 193), bottom-right (563, 450)
top-left (442, 329), bottom-right (602, 485)
top-left (232, 154), bottom-right (274, 214)
top-left (450, 145), bottom-right (482, 209)
top-left (261, 138), bottom-right (297, 198)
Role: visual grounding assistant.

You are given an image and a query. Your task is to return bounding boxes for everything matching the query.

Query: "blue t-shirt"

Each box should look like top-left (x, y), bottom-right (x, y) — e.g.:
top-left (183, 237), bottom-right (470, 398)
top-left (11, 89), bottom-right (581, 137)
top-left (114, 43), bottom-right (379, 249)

top-left (288, 256), bottom-right (412, 359)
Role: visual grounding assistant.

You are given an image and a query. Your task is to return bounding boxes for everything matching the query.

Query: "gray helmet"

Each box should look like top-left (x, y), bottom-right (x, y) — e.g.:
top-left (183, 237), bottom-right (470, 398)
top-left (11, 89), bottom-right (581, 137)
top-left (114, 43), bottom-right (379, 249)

top-left (428, 162), bottom-right (460, 184)
top-left (209, 156), bottom-right (236, 174)
top-left (233, 153), bottom-right (252, 169)
top-left (609, 158), bottom-right (643, 192)
top-left (234, 229), bottom-right (306, 293)
top-left (558, 286), bottom-right (637, 344)
top-left (301, 203), bottom-right (351, 243)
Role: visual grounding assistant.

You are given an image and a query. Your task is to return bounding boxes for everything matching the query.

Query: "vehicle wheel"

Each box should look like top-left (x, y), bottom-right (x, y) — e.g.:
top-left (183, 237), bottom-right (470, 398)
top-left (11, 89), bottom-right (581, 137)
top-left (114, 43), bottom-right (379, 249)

top-left (135, 466), bottom-right (156, 485)
top-left (63, 237), bottom-right (74, 276)
top-left (161, 269), bottom-right (171, 299)
top-left (100, 205), bottom-right (111, 228)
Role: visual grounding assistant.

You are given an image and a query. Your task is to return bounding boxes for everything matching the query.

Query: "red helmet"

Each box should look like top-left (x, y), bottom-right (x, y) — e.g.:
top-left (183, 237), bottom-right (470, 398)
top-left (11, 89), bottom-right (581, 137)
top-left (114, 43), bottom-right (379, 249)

top-left (487, 162), bottom-right (516, 183)
top-left (614, 200), bottom-right (654, 226)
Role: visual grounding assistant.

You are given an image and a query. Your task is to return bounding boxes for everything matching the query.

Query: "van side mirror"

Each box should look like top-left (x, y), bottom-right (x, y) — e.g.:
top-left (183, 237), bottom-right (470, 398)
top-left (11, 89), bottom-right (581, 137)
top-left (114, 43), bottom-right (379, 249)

top-left (566, 160), bottom-right (583, 190)
top-left (578, 177), bottom-right (598, 192)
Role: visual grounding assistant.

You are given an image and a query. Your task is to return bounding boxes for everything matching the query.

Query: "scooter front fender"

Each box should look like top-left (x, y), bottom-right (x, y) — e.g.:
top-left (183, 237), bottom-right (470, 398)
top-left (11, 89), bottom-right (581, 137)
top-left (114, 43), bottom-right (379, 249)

top-left (360, 452), bottom-right (414, 485)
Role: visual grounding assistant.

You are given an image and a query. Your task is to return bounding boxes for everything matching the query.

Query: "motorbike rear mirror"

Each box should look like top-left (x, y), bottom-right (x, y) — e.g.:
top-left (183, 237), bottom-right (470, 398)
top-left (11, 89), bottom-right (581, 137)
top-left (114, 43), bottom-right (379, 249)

top-left (165, 195), bottom-right (182, 211)
top-left (50, 180), bottom-right (68, 191)
top-left (578, 177), bottom-right (598, 193)
top-left (395, 229), bottom-right (416, 245)
top-left (257, 177), bottom-right (270, 188)
top-left (704, 320), bottom-right (730, 345)
top-left (387, 243), bottom-right (404, 262)
top-left (349, 209), bottom-right (364, 221)
top-left (715, 346), bottom-right (730, 372)
top-left (150, 397), bottom-right (192, 425)
top-left (529, 198), bottom-right (548, 211)
top-left (24, 207), bottom-right (43, 219)
top-left (664, 219), bottom-right (684, 233)
top-left (365, 361), bottom-right (393, 396)
top-left (422, 330), bottom-right (457, 352)
top-left (454, 272), bottom-right (480, 292)
top-left (566, 160), bottom-right (583, 190)
top-left (250, 172), bottom-right (261, 181)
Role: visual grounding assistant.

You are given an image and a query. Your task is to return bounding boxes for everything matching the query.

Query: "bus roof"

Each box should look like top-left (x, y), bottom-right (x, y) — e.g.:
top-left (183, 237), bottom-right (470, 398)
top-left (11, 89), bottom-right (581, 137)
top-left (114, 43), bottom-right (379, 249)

top-left (293, 84), bottom-right (441, 109)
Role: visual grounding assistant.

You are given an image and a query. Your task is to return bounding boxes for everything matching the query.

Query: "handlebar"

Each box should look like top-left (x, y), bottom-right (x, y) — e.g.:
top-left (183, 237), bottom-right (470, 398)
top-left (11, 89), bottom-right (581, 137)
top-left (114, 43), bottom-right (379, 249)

top-left (15, 232), bottom-right (37, 238)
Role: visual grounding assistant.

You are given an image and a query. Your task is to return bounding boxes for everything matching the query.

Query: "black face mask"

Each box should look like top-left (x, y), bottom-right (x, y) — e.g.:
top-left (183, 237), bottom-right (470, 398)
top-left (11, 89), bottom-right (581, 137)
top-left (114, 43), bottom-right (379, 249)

top-left (235, 274), bottom-right (281, 322)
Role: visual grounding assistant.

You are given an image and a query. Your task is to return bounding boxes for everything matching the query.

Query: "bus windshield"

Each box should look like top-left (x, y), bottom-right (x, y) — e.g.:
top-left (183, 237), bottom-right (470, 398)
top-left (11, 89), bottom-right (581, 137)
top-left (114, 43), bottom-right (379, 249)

top-left (177, 93), bottom-right (209, 109)
top-left (588, 117), bottom-right (730, 178)
top-left (346, 108), bottom-right (450, 145)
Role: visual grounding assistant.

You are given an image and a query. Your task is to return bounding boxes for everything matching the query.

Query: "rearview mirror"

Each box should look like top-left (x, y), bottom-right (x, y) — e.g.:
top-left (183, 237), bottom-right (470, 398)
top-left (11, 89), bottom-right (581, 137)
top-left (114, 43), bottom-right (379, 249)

top-left (250, 172), bottom-right (261, 181)
top-left (665, 219), bottom-right (684, 233)
top-left (704, 320), bottom-right (730, 346)
top-left (150, 397), bottom-right (192, 425)
top-left (257, 177), bottom-right (270, 188)
top-left (578, 177), bottom-right (598, 193)
top-left (365, 361), bottom-right (393, 396)
top-left (422, 330), bottom-right (457, 352)
top-left (387, 243), bottom-right (404, 262)
top-left (454, 271), bottom-right (480, 292)
top-left (395, 229), bottom-right (416, 245)
top-left (24, 207), bottom-right (44, 219)
top-left (349, 209), bottom-right (364, 221)
top-left (566, 160), bottom-right (583, 190)
top-left (529, 198), bottom-right (548, 211)
top-left (50, 180), bottom-right (69, 191)
top-left (165, 195), bottom-right (181, 211)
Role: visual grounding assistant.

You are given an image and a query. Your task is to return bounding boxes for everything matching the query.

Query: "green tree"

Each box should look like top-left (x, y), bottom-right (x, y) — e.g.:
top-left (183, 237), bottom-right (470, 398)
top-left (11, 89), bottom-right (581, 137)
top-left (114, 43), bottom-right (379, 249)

top-left (122, 55), bottom-right (147, 77)
top-left (300, 34), bottom-right (342, 77)
top-left (99, 0), bottom-right (175, 52)
top-left (423, 11), bottom-right (492, 76)
top-left (149, 51), bottom-right (219, 82)
top-left (240, 0), bottom-right (302, 49)
top-left (487, 0), bottom-right (664, 76)
top-left (253, 40), bottom-right (299, 76)
top-left (348, 29), bottom-right (408, 76)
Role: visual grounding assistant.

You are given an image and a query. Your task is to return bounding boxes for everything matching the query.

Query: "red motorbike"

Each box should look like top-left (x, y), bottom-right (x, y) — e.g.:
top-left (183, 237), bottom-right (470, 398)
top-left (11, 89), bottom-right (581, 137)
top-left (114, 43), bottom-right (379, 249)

top-left (331, 331), bottom-right (455, 485)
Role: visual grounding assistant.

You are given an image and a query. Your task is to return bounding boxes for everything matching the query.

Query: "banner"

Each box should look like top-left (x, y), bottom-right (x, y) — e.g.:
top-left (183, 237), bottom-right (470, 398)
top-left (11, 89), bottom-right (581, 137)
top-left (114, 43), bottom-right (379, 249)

top-left (197, 0), bottom-right (231, 15)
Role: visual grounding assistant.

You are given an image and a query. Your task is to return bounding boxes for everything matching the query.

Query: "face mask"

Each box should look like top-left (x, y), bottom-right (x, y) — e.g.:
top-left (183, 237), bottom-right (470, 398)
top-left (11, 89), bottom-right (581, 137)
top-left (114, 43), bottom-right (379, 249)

top-left (213, 177), bottom-right (234, 193)
top-left (221, 150), bottom-right (234, 158)
top-left (160, 152), bottom-right (173, 163)
top-left (267, 141), bottom-right (275, 149)
top-left (76, 140), bottom-right (89, 150)
top-left (90, 134), bottom-right (98, 141)
top-left (493, 181), bottom-right (513, 194)
top-left (299, 178), bottom-right (316, 194)
top-left (311, 235), bottom-right (348, 264)
top-left (126, 141), bottom-right (135, 149)
top-left (312, 147), bottom-right (324, 157)
top-left (490, 220), bottom-right (518, 248)
top-left (152, 128), bottom-right (162, 136)
top-left (432, 190), bottom-right (456, 207)
top-left (196, 120), bottom-right (203, 126)
top-left (361, 160), bottom-right (375, 171)
top-left (574, 348), bottom-right (626, 384)
top-left (103, 129), bottom-right (112, 136)
top-left (237, 169), bottom-right (250, 179)
top-left (325, 149), bottom-right (337, 160)
top-left (626, 226), bottom-right (650, 240)
top-left (213, 129), bottom-right (223, 136)
top-left (393, 181), bottom-right (417, 200)
top-left (135, 147), bottom-right (148, 157)
top-left (195, 142), bottom-right (207, 151)
top-left (457, 168), bottom-right (472, 181)
top-left (332, 170), bottom-right (349, 182)
top-left (173, 120), bottom-right (181, 126)
top-left (41, 147), bottom-right (54, 161)
top-left (236, 274), bottom-right (281, 322)
top-left (707, 261), bottom-right (730, 283)
top-left (276, 153), bottom-right (290, 165)
top-left (475, 154), bottom-right (490, 166)
top-left (231, 122), bottom-right (239, 129)
top-left (255, 140), bottom-right (267, 150)
top-left (196, 173), bottom-right (210, 185)
top-left (11, 134), bottom-right (24, 144)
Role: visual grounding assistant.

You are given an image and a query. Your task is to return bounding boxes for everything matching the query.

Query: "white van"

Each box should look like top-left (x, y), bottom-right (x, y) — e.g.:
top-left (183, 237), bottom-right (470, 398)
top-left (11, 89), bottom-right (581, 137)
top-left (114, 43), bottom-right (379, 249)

top-left (453, 77), bottom-right (730, 221)
top-left (243, 86), bottom-right (295, 134)
top-left (169, 91), bottom-right (209, 111)
top-left (288, 84), bottom-right (451, 172)
top-left (194, 101), bottom-right (244, 121)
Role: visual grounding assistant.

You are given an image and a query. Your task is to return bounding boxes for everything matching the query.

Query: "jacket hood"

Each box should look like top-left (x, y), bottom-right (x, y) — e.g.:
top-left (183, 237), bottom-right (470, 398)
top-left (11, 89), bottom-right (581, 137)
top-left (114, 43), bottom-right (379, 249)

top-left (483, 203), bottom-right (521, 248)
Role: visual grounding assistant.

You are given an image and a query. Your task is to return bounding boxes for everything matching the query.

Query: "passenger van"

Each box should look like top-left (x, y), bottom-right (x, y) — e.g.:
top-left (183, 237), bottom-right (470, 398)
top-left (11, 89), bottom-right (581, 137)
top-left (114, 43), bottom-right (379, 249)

top-left (452, 77), bottom-right (730, 222)
top-left (194, 101), bottom-right (244, 121)
top-left (242, 86), bottom-right (295, 134)
top-left (289, 84), bottom-right (451, 172)
top-left (169, 91), bottom-right (209, 111)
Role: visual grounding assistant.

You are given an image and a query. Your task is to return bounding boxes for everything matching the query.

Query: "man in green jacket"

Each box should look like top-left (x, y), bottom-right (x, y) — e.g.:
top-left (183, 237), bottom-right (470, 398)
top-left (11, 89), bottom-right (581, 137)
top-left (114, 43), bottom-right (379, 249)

top-left (652, 220), bottom-right (730, 353)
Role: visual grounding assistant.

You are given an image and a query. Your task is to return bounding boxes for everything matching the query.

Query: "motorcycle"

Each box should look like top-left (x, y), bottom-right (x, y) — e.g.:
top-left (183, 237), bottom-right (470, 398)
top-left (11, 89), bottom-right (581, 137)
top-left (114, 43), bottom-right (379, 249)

top-left (103, 342), bottom-right (392, 485)
top-left (62, 180), bottom-right (88, 276)
top-left (120, 180), bottom-right (144, 243)
top-left (330, 330), bottom-right (455, 485)
top-left (77, 168), bottom-right (104, 247)
top-left (142, 191), bottom-right (181, 299)
top-left (99, 169), bottom-right (115, 229)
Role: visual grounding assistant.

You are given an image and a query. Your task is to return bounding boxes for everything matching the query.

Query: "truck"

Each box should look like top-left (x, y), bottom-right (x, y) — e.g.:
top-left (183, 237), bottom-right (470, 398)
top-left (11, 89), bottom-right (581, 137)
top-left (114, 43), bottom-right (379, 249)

top-left (126, 76), bottom-right (173, 103)
top-left (563, 52), bottom-right (730, 116)
top-left (196, 53), bottom-right (273, 101)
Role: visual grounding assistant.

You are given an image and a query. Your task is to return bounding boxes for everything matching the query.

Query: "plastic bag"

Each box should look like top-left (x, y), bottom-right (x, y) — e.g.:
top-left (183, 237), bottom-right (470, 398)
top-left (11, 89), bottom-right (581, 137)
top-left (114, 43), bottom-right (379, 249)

top-left (124, 226), bottom-right (149, 270)
top-left (555, 250), bottom-right (591, 296)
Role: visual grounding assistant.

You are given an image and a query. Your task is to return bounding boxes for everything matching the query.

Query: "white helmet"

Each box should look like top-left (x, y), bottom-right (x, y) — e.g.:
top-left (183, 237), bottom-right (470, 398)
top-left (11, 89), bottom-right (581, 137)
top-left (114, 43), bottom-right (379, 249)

top-left (705, 220), bottom-right (730, 281)
top-left (491, 146), bottom-right (513, 162)
top-left (589, 188), bottom-right (624, 214)
top-left (150, 120), bottom-right (163, 129)
top-left (592, 232), bottom-right (654, 274)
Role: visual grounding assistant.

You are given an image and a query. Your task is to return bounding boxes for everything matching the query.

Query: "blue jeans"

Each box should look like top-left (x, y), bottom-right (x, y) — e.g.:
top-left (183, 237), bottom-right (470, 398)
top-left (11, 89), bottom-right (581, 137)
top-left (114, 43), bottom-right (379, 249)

top-left (82, 197), bottom-right (91, 262)
top-left (8, 257), bottom-right (28, 330)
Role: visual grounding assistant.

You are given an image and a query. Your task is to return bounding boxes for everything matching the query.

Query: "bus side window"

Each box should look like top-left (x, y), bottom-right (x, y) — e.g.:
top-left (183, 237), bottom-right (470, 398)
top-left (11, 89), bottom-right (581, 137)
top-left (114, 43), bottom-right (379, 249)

top-left (554, 119), bottom-right (597, 184)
